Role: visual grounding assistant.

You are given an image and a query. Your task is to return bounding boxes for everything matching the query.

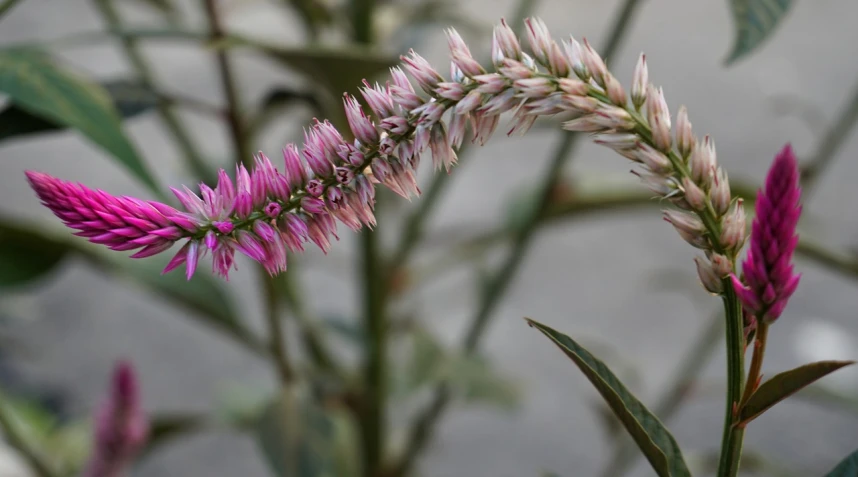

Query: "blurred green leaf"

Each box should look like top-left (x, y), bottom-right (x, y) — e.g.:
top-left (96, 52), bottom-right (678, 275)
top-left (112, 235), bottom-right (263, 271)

top-left (0, 223), bottom-right (69, 288)
top-left (402, 327), bottom-right (446, 394)
top-left (0, 78), bottom-right (159, 142)
top-left (725, 0), bottom-right (794, 65)
top-left (127, 0), bottom-right (176, 16)
top-left (0, 49), bottom-right (160, 193)
top-left (142, 413), bottom-right (207, 457)
top-left (254, 387), bottom-right (360, 477)
top-left (448, 354), bottom-right (520, 411)
top-left (739, 360), bottom-right (855, 424)
top-left (825, 449), bottom-right (858, 477)
top-left (526, 318), bottom-right (691, 477)
top-left (321, 315), bottom-right (365, 347)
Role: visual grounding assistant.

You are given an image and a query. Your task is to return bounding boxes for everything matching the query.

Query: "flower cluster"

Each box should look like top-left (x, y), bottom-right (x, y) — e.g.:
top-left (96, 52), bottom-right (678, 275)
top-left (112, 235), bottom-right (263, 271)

top-left (84, 361), bottom-right (149, 477)
top-left (730, 145), bottom-right (802, 323)
top-left (27, 17), bottom-right (745, 285)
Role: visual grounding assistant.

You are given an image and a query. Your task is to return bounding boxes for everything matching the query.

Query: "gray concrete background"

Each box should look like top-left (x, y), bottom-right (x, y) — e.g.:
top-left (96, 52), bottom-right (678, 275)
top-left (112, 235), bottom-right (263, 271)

top-left (1, 0), bottom-right (858, 476)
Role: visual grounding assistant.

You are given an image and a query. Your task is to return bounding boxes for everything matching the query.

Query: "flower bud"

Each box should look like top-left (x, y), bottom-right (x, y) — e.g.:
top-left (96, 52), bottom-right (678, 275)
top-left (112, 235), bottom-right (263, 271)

top-left (663, 209), bottom-right (708, 249)
top-left (719, 198), bottom-right (747, 250)
top-left (694, 256), bottom-right (723, 294)
top-left (647, 85), bottom-right (671, 152)
top-left (710, 253), bottom-right (733, 277)
top-left (604, 74), bottom-right (626, 106)
top-left (675, 106), bottom-right (695, 158)
top-left (690, 136), bottom-right (717, 186)
top-left (631, 53), bottom-right (648, 110)
top-left (681, 177), bottom-right (707, 211)
top-left (711, 167), bottom-right (731, 216)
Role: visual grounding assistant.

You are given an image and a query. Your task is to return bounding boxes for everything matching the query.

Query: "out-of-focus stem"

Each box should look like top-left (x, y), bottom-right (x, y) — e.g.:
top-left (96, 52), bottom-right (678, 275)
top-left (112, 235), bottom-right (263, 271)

top-left (263, 273), bottom-right (294, 384)
top-left (801, 76), bottom-right (858, 197)
top-left (0, 395), bottom-right (58, 477)
top-left (278, 266), bottom-right (344, 375)
top-left (203, 0), bottom-right (252, 167)
top-left (93, 0), bottom-right (214, 184)
top-left (351, 0), bottom-right (374, 44)
top-left (391, 1), bottom-right (643, 475)
top-left (0, 0), bottom-right (22, 18)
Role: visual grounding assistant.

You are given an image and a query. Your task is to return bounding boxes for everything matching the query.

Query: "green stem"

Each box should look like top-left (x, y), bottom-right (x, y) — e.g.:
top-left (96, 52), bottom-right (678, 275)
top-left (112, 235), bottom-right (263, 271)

top-left (801, 75), bottom-right (858, 197)
top-left (203, 0), bottom-right (252, 166)
top-left (0, 395), bottom-right (57, 477)
top-left (0, 0), bottom-right (22, 19)
top-left (360, 227), bottom-right (387, 477)
top-left (392, 2), bottom-right (643, 475)
top-left (278, 266), bottom-right (344, 375)
top-left (716, 284), bottom-right (746, 477)
top-left (93, 0), bottom-right (214, 184)
top-left (351, 0), bottom-right (374, 44)
top-left (263, 272), bottom-right (294, 384)
top-left (739, 321), bottom-right (769, 408)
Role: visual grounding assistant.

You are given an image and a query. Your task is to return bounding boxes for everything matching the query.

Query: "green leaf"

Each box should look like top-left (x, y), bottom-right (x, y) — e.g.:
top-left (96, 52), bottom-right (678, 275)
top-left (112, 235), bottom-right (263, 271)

top-left (0, 78), bottom-right (159, 142)
top-left (254, 387), bottom-right (360, 477)
top-left (448, 354), bottom-right (521, 411)
top-left (825, 449), bottom-right (858, 477)
top-left (0, 49), bottom-right (160, 192)
top-left (739, 360), bottom-right (855, 424)
top-left (0, 223), bottom-right (70, 288)
top-left (404, 327), bottom-right (446, 393)
top-left (725, 0), bottom-right (795, 65)
top-left (142, 413), bottom-right (207, 457)
top-left (526, 318), bottom-right (691, 477)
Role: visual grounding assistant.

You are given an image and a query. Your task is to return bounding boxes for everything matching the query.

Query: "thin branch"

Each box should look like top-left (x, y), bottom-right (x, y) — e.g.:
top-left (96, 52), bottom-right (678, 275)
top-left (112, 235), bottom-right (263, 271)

top-left (93, 0), bottom-right (215, 184)
top-left (801, 76), bottom-right (858, 198)
top-left (263, 274), bottom-right (294, 384)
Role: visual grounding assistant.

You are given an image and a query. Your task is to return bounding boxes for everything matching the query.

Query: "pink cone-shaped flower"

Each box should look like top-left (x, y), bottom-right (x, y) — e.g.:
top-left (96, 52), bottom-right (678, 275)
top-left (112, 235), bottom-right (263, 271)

top-left (84, 361), bottom-right (149, 477)
top-left (730, 144), bottom-right (802, 322)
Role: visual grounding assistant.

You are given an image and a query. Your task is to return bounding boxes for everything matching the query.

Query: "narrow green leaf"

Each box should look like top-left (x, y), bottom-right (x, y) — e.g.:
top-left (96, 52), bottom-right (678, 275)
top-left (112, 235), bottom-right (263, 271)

top-left (0, 223), bottom-right (69, 288)
top-left (725, 0), bottom-right (795, 65)
top-left (739, 360), bottom-right (855, 424)
top-left (824, 449), bottom-right (858, 477)
top-left (526, 318), bottom-right (691, 477)
top-left (254, 387), bottom-right (360, 477)
top-left (0, 50), bottom-right (160, 192)
top-left (0, 78), bottom-right (159, 142)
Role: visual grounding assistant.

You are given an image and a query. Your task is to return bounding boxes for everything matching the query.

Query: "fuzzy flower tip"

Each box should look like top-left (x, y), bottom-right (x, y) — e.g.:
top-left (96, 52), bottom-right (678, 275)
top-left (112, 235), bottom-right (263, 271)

top-left (730, 144), bottom-right (802, 322)
top-left (85, 360), bottom-right (149, 477)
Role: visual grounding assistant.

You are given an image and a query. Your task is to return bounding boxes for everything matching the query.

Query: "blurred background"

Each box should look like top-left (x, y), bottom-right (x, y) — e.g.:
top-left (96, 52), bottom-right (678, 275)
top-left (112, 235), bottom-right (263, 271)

top-left (1, 0), bottom-right (857, 476)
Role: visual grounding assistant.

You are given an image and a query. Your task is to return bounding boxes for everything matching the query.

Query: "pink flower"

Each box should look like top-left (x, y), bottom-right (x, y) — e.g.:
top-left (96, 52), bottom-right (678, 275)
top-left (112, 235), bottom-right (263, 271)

top-left (84, 361), bottom-right (149, 477)
top-left (731, 144), bottom-right (802, 322)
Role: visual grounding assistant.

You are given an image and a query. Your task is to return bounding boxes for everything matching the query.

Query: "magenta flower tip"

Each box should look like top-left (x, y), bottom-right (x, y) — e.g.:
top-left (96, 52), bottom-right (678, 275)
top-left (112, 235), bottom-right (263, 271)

top-left (733, 144), bottom-right (803, 322)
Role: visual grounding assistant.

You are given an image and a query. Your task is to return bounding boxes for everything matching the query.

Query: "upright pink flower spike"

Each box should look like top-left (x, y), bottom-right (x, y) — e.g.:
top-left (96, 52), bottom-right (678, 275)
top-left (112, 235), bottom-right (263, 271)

top-left (85, 360), bottom-right (149, 477)
top-left (730, 144), bottom-right (802, 322)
